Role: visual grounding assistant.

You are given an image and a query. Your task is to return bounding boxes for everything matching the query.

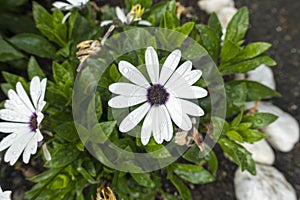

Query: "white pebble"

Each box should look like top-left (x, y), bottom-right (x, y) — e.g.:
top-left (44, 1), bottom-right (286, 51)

top-left (245, 102), bottom-right (299, 152)
top-left (234, 164), bottom-right (296, 200)
top-left (241, 139), bottom-right (275, 165)
top-left (198, 0), bottom-right (235, 14)
top-left (247, 64), bottom-right (276, 90)
top-left (217, 7), bottom-right (238, 29)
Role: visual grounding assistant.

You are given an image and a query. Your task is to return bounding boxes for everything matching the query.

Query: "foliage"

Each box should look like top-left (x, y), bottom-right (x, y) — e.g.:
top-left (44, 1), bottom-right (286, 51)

top-left (0, 0), bottom-right (279, 199)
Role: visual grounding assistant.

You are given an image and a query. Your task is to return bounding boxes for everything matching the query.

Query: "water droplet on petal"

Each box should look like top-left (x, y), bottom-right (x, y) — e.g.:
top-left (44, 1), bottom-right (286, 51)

top-left (122, 68), bottom-right (129, 74)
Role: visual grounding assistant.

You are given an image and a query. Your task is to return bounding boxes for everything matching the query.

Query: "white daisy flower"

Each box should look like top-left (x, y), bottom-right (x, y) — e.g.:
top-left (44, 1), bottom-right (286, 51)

top-left (108, 47), bottom-right (207, 145)
top-left (0, 76), bottom-right (47, 165)
top-left (100, 4), bottom-right (152, 27)
top-left (0, 186), bottom-right (11, 200)
top-left (52, 0), bottom-right (89, 23)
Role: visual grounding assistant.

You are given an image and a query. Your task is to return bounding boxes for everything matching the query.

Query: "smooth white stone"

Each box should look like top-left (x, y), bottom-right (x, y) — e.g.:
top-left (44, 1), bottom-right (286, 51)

top-left (234, 164), bottom-right (296, 200)
top-left (198, 0), bottom-right (234, 14)
top-left (217, 7), bottom-right (238, 29)
top-left (245, 102), bottom-right (300, 152)
top-left (247, 64), bottom-right (276, 90)
top-left (241, 139), bottom-right (275, 165)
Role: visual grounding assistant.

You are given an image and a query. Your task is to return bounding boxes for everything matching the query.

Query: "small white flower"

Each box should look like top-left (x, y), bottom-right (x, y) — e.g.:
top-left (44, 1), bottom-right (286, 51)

top-left (52, 0), bottom-right (89, 23)
top-left (100, 4), bottom-right (152, 27)
top-left (0, 76), bottom-right (47, 165)
top-left (0, 186), bottom-right (12, 199)
top-left (52, 0), bottom-right (89, 11)
top-left (108, 47), bottom-right (207, 145)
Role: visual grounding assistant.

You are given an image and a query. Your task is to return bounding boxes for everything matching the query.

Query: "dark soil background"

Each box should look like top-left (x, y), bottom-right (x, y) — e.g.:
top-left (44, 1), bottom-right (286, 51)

top-left (0, 0), bottom-right (299, 199)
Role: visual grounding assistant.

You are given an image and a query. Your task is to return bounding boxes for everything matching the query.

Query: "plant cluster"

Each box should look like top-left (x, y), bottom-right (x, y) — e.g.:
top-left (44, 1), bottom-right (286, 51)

top-left (0, 0), bottom-right (279, 199)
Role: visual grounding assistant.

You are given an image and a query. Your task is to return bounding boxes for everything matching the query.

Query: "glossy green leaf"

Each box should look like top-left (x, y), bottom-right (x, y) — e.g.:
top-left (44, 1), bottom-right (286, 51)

top-left (44, 145), bottom-right (80, 168)
top-left (238, 129), bottom-right (267, 143)
top-left (54, 122), bottom-right (78, 142)
top-left (242, 112), bottom-right (278, 129)
top-left (196, 24), bottom-right (220, 61)
top-left (234, 42), bottom-right (272, 61)
top-left (219, 138), bottom-right (256, 175)
top-left (131, 173), bottom-right (155, 187)
top-left (173, 164), bottom-right (215, 184)
top-left (9, 33), bottom-right (56, 59)
top-left (28, 168), bottom-right (62, 183)
top-left (224, 7), bottom-right (249, 43)
top-left (226, 130), bottom-right (244, 143)
top-left (220, 40), bottom-right (242, 64)
top-left (167, 172), bottom-right (191, 200)
top-left (225, 82), bottom-right (247, 117)
top-left (2, 71), bottom-right (27, 88)
top-left (208, 13), bottom-right (222, 39)
top-left (0, 39), bottom-right (24, 62)
top-left (221, 55), bottom-right (276, 75)
top-left (27, 56), bottom-right (46, 79)
top-left (227, 80), bottom-right (281, 101)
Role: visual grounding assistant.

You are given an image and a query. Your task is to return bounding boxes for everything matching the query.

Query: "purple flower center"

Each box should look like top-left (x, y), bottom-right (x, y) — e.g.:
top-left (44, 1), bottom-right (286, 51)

top-left (29, 113), bottom-right (38, 132)
top-left (147, 84), bottom-right (169, 106)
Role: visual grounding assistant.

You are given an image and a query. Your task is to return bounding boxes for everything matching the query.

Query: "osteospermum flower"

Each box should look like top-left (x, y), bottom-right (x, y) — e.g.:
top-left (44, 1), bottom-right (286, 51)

top-left (100, 4), bottom-right (151, 26)
top-left (52, 0), bottom-right (89, 23)
top-left (0, 76), bottom-right (47, 165)
top-left (108, 47), bottom-right (207, 145)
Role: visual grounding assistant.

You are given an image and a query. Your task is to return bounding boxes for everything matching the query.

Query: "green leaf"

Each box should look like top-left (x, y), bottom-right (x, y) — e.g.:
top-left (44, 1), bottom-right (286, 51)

top-left (28, 168), bottom-right (62, 183)
top-left (231, 110), bottom-right (244, 127)
top-left (220, 40), bottom-right (242, 64)
top-left (226, 130), bottom-right (244, 143)
top-left (167, 172), bottom-right (191, 200)
top-left (52, 62), bottom-right (73, 85)
top-left (0, 39), bottom-right (24, 62)
top-left (208, 13), bottom-right (222, 39)
top-left (131, 173), bottom-right (155, 187)
top-left (27, 56), bottom-right (46, 79)
top-left (182, 144), bottom-right (203, 164)
top-left (227, 80), bottom-right (281, 101)
top-left (2, 71), bottom-right (27, 87)
top-left (54, 122), bottom-right (78, 142)
top-left (173, 164), bottom-right (215, 184)
top-left (76, 167), bottom-right (98, 184)
top-left (196, 24), bottom-right (220, 61)
top-left (238, 129), bottom-right (267, 143)
top-left (224, 7), bottom-right (249, 44)
top-left (225, 82), bottom-right (247, 117)
top-left (206, 150), bottom-right (218, 175)
top-left (44, 145), bottom-right (80, 168)
top-left (33, 2), bottom-right (67, 47)
top-left (220, 55), bottom-right (277, 75)
top-left (234, 42), bottom-right (272, 61)
top-left (9, 33), bottom-right (56, 59)
top-left (242, 112), bottom-right (278, 129)
top-left (144, 0), bottom-right (169, 25)
top-left (219, 138), bottom-right (256, 175)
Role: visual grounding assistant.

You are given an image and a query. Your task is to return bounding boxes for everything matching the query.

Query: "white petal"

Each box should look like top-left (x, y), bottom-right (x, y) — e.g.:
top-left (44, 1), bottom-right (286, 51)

top-left (30, 76), bottom-right (41, 109)
top-left (0, 122), bottom-right (30, 133)
top-left (159, 49), bottom-right (181, 85)
top-left (16, 82), bottom-right (35, 113)
top-left (4, 100), bottom-right (31, 118)
top-left (23, 134), bottom-right (38, 164)
top-left (141, 108), bottom-right (154, 145)
top-left (4, 132), bottom-right (32, 165)
top-left (179, 99), bottom-right (205, 116)
top-left (52, 2), bottom-right (73, 10)
top-left (168, 84), bottom-right (208, 99)
top-left (164, 60), bottom-right (192, 88)
top-left (36, 129), bottom-right (44, 142)
top-left (0, 109), bottom-right (30, 123)
top-left (145, 46), bottom-right (160, 84)
top-left (7, 89), bottom-right (32, 115)
top-left (161, 105), bottom-right (173, 141)
top-left (109, 83), bottom-right (147, 96)
top-left (119, 103), bottom-right (150, 132)
top-left (183, 70), bottom-right (202, 85)
top-left (100, 20), bottom-right (113, 27)
top-left (42, 143), bottom-right (52, 161)
top-left (138, 20), bottom-right (152, 26)
top-left (116, 7), bottom-right (127, 23)
top-left (66, 0), bottom-right (83, 6)
top-left (37, 78), bottom-right (47, 112)
top-left (152, 107), bottom-right (163, 144)
top-left (118, 61), bottom-right (150, 88)
top-left (166, 97), bottom-right (192, 131)
top-left (62, 12), bottom-right (71, 24)
top-left (0, 128), bottom-right (29, 151)
top-left (108, 95), bottom-right (147, 108)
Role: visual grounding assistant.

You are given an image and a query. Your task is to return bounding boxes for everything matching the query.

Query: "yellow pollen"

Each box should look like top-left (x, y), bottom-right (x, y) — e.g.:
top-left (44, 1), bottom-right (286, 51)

top-left (131, 4), bottom-right (145, 20)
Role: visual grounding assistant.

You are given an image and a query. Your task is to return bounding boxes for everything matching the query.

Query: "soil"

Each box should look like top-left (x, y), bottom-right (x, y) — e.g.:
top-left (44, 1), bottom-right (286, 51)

top-left (0, 0), bottom-right (299, 199)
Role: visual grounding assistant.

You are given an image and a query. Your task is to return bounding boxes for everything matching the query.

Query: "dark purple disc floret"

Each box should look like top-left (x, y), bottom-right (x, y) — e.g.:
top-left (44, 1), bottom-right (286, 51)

top-left (29, 113), bottom-right (38, 132)
top-left (146, 84), bottom-right (169, 106)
